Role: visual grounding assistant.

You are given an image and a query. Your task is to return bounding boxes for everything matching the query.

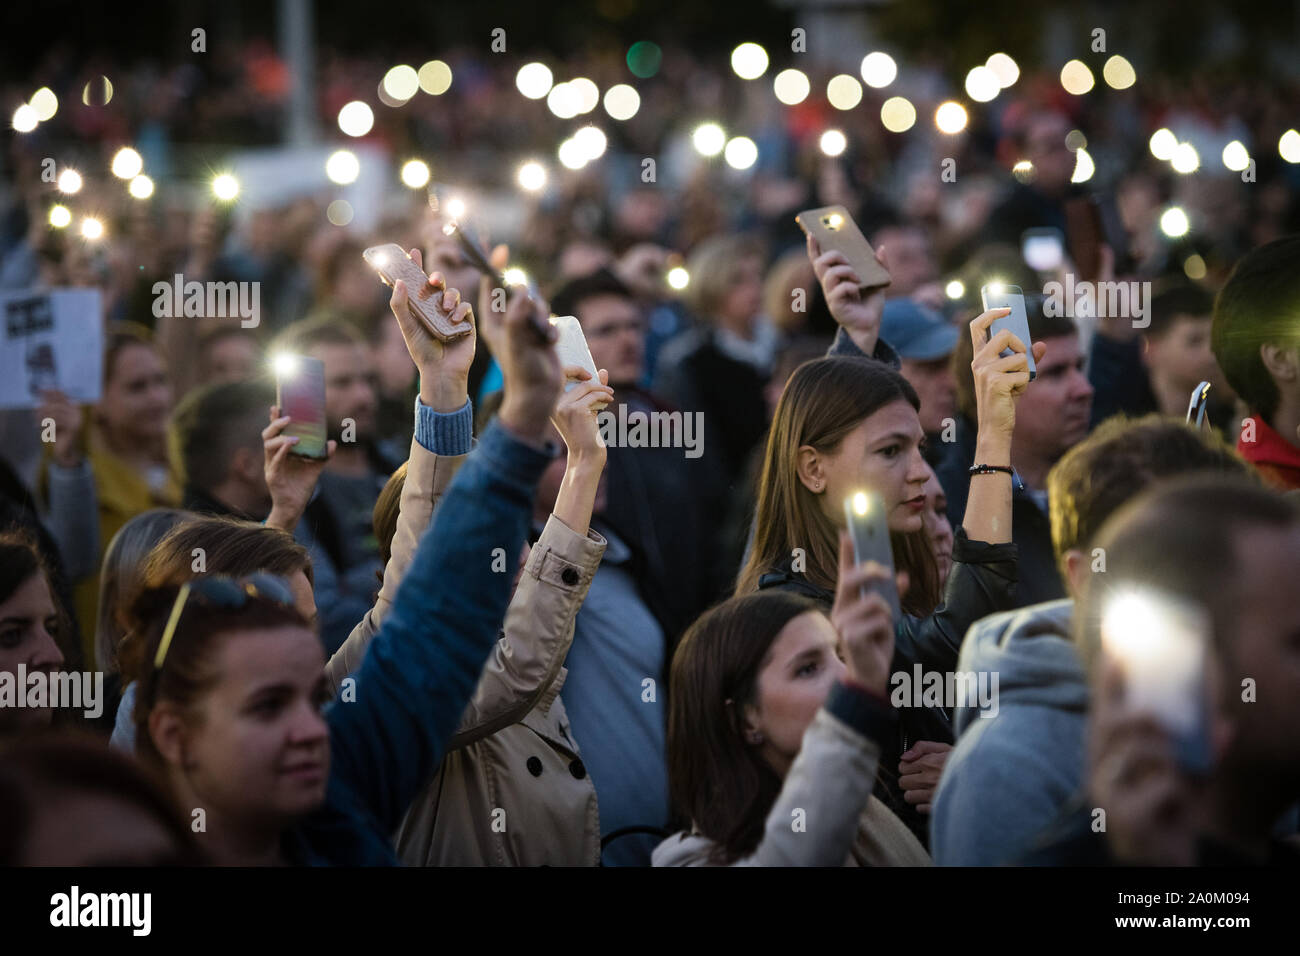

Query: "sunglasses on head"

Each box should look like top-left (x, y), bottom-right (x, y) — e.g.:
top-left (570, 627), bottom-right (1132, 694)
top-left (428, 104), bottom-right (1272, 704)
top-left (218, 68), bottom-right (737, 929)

top-left (153, 573), bottom-right (297, 671)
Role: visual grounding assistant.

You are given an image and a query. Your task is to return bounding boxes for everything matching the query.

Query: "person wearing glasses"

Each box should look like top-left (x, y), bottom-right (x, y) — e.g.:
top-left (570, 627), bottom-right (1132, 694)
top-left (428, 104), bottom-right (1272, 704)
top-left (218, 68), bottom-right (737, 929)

top-left (116, 279), bottom-right (566, 865)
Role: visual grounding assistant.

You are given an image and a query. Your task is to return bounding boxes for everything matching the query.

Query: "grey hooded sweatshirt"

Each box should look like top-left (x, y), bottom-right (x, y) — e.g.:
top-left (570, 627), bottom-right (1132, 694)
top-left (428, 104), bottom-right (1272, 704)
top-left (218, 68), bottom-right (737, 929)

top-left (930, 599), bottom-right (1088, 866)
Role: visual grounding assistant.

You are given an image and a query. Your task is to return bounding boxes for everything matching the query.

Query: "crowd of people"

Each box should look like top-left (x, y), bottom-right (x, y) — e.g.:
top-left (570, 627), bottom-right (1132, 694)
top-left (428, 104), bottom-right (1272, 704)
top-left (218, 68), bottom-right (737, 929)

top-left (2, 28), bottom-right (1300, 869)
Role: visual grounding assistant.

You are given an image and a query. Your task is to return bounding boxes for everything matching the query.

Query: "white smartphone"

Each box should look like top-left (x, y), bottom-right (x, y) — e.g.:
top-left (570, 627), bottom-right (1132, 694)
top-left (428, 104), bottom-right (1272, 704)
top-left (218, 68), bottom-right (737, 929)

top-left (551, 315), bottom-right (607, 410)
top-left (1100, 587), bottom-right (1214, 774)
top-left (843, 491), bottom-right (901, 622)
top-left (980, 283), bottom-right (1037, 381)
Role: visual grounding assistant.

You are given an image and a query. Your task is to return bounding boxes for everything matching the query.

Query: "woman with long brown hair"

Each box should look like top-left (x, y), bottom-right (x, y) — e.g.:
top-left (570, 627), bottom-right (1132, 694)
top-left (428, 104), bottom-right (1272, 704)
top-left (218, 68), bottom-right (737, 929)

top-left (736, 308), bottom-right (1042, 844)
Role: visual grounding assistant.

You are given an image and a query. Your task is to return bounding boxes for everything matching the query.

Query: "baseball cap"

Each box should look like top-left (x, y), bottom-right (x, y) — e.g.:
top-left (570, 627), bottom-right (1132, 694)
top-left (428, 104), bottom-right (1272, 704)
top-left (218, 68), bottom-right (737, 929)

top-left (880, 298), bottom-right (959, 361)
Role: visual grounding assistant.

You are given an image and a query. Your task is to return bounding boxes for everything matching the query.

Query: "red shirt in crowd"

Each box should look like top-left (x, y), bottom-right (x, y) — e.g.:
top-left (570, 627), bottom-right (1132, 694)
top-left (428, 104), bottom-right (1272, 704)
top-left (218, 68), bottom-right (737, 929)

top-left (1239, 415), bottom-right (1300, 491)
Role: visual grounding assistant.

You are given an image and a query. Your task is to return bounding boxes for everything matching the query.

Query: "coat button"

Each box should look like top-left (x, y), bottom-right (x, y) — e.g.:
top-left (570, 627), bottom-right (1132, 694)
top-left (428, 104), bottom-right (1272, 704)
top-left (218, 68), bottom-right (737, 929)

top-left (568, 759), bottom-right (586, 779)
top-left (561, 567), bottom-right (580, 586)
top-left (527, 756), bottom-right (543, 776)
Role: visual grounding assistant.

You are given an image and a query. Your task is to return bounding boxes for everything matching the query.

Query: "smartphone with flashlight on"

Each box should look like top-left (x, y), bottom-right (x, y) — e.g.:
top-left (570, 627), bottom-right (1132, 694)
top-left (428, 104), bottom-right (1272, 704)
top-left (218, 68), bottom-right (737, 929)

top-left (843, 491), bottom-right (902, 622)
top-left (796, 205), bottom-right (892, 293)
top-left (362, 244), bottom-right (471, 343)
top-left (274, 354), bottom-right (328, 460)
top-left (1100, 586), bottom-right (1214, 775)
top-left (980, 283), bottom-right (1037, 381)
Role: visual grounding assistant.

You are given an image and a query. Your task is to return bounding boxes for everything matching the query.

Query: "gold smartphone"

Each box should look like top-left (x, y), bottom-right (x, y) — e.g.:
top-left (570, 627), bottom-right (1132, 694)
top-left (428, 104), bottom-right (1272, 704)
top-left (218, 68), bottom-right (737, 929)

top-left (362, 243), bottom-right (472, 342)
top-left (796, 205), bottom-right (891, 292)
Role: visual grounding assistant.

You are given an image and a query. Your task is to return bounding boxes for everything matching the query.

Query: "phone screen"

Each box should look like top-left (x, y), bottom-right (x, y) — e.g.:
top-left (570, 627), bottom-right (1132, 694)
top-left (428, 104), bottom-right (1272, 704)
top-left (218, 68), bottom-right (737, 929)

top-left (276, 355), bottom-right (328, 460)
top-left (980, 284), bottom-right (1037, 381)
top-left (843, 491), bottom-right (902, 622)
top-left (1022, 228), bottom-right (1065, 272)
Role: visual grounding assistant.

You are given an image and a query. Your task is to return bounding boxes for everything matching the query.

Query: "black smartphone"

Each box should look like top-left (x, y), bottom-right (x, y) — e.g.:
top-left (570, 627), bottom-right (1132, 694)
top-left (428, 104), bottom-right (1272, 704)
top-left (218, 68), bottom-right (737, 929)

top-left (274, 354), bottom-right (328, 460)
top-left (843, 491), bottom-right (901, 622)
top-left (980, 283), bottom-right (1037, 381)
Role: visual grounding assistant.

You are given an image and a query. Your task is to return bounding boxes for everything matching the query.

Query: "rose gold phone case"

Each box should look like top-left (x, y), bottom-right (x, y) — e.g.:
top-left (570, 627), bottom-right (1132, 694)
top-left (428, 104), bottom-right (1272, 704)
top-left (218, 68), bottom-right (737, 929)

top-left (796, 205), bottom-right (892, 292)
top-left (363, 243), bottom-right (471, 342)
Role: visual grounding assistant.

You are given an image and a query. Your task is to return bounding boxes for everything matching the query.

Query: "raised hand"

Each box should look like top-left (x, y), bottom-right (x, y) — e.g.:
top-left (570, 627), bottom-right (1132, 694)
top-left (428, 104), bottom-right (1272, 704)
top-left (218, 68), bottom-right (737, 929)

top-left (263, 405), bottom-right (336, 533)
top-left (388, 247), bottom-right (475, 413)
top-left (480, 282), bottom-right (562, 443)
top-left (830, 531), bottom-right (900, 697)
top-left (808, 232), bottom-right (890, 357)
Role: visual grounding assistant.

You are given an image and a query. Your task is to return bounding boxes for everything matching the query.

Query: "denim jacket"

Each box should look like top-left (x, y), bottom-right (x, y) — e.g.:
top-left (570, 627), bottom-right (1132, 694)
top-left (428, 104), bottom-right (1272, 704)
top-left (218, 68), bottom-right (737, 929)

top-left (284, 419), bottom-right (554, 865)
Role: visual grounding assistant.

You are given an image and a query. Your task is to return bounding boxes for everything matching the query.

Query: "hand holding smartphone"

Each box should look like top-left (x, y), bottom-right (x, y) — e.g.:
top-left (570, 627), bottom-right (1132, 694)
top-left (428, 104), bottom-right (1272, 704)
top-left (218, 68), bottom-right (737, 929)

top-left (551, 315), bottom-right (608, 410)
top-left (274, 354), bottom-right (329, 460)
top-left (362, 243), bottom-right (472, 342)
top-left (843, 491), bottom-right (902, 622)
top-left (796, 205), bottom-right (891, 293)
top-left (980, 284), bottom-right (1037, 381)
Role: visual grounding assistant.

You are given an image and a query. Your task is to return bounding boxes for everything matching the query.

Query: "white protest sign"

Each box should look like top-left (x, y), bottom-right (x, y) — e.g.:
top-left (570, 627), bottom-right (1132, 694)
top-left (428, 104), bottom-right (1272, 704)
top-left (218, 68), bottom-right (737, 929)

top-left (0, 289), bottom-right (103, 409)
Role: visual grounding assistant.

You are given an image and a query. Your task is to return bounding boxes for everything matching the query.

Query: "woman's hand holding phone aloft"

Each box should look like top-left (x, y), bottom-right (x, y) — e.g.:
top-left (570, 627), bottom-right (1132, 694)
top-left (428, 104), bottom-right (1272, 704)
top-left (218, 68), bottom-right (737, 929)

top-left (388, 247), bottom-right (476, 413)
top-left (479, 270), bottom-right (562, 444)
top-left (961, 308), bottom-right (1049, 545)
top-left (807, 232), bottom-right (890, 358)
top-left (264, 406), bottom-right (335, 533)
top-left (550, 367), bottom-right (614, 537)
top-left (830, 531), bottom-right (903, 698)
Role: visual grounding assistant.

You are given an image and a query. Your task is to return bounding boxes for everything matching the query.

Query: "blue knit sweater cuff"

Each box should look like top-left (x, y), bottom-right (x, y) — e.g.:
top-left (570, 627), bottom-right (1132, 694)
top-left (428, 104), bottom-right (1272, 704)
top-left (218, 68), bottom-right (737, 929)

top-left (414, 397), bottom-right (473, 456)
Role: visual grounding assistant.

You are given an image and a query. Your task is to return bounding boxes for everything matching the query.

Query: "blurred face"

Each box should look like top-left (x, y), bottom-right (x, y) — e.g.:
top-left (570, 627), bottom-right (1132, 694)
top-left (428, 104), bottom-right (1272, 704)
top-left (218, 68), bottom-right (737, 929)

top-left (746, 612), bottom-right (845, 777)
top-left (178, 626), bottom-right (331, 826)
top-left (1024, 113), bottom-right (1074, 195)
top-left (811, 399), bottom-right (931, 534)
top-left (333, 259), bottom-right (382, 315)
top-left (0, 573), bottom-right (65, 731)
top-left (579, 294), bottom-right (645, 388)
top-left (371, 315), bottom-right (417, 398)
top-left (22, 791), bottom-right (187, 865)
top-left (900, 354), bottom-right (957, 435)
top-left (1144, 316), bottom-right (1217, 393)
top-left (425, 236), bottom-right (481, 310)
top-left (1013, 335), bottom-right (1094, 461)
top-left (719, 255), bottom-right (764, 326)
top-left (309, 342), bottom-right (377, 441)
top-left (201, 334), bottom-right (259, 386)
top-left (922, 471), bottom-right (954, 586)
top-left (873, 227), bottom-right (937, 297)
top-left (100, 344), bottom-right (172, 445)
top-left (1220, 527), bottom-right (1300, 795)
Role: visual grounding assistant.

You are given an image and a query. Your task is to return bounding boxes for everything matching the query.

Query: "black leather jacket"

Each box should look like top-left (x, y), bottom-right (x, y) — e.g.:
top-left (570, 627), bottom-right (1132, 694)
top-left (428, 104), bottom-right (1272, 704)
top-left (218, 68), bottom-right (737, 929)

top-left (757, 527), bottom-right (1019, 847)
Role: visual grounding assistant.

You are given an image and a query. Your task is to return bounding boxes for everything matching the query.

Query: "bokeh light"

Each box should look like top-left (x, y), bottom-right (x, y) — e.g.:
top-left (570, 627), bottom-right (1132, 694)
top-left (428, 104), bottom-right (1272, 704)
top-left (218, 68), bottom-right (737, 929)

top-left (1183, 254), bottom-right (1207, 280)
top-left (48, 205), bottom-right (71, 228)
top-left (338, 101), bottom-right (374, 137)
top-left (946, 279), bottom-right (966, 300)
top-left (382, 65), bottom-right (419, 102)
top-left (827, 74), bottom-right (863, 110)
top-left (417, 61), bottom-right (452, 95)
top-left (935, 101), bottom-right (968, 134)
top-left (1160, 206), bottom-right (1190, 238)
top-left (57, 169), bottom-right (83, 194)
top-left (558, 137), bottom-right (588, 170)
top-left (1071, 147), bottom-right (1095, 183)
top-left (1012, 160), bottom-right (1035, 183)
top-left (82, 76), bottom-right (113, 106)
top-left (12, 104), bottom-right (38, 132)
top-left (965, 66), bottom-right (1000, 103)
top-left (692, 122), bottom-right (726, 157)
top-left (575, 126), bottom-right (608, 161)
top-left (1171, 142), bottom-right (1200, 174)
top-left (128, 174), bottom-right (154, 199)
top-left (547, 82), bottom-right (579, 119)
top-left (503, 267), bottom-right (528, 287)
top-left (724, 136), bottom-right (758, 170)
top-left (604, 84), bottom-right (640, 120)
top-left (667, 266), bottom-right (690, 290)
top-left (400, 159), bottom-right (430, 189)
top-left (860, 52), bottom-right (897, 89)
top-left (1222, 140), bottom-right (1250, 172)
top-left (29, 87), bottom-right (58, 121)
top-left (1149, 128), bottom-right (1177, 160)
top-left (985, 53), bottom-right (1019, 88)
top-left (1103, 55), bottom-right (1136, 90)
top-left (111, 147), bottom-right (143, 179)
top-left (1060, 60), bottom-right (1095, 95)
top-left (819, 129), bottom-right (847, 157)
top-left (880, 96), bottom-right (916, 133)
top-left (325, 150), bottom-right (360, 185)
top-left (80, 217), bottom-right (104, 240)
top-left (626, 41), bottom-right (662, 79)
top-left (1279, 129), bottom-right (1300, 163)
top-left (1065, 129), bottom-right (1088, 151)
top-left (326, 200), bottom-right (353, 226)
top-left (731, 43), bottom-right (769, 80)
top-left (568, 78), bottom-right (600, 114)
top-left (518, 161), bottom-right (547, 192)
top-left (516, 62), bottom-right (554, 100)
top-left (773, 69), bottom-right (810, 106)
